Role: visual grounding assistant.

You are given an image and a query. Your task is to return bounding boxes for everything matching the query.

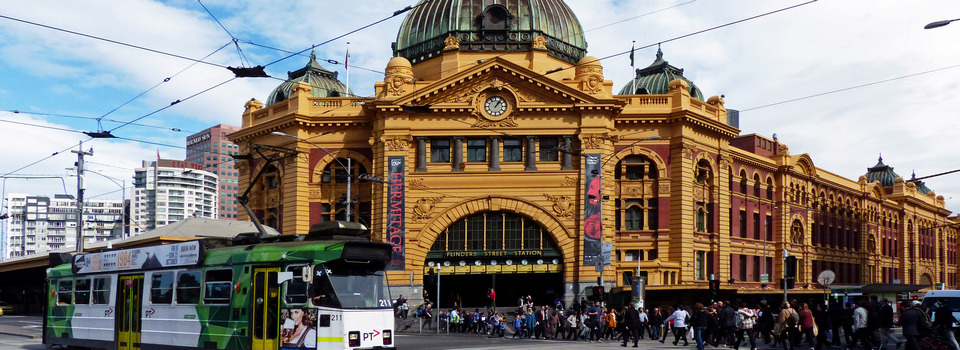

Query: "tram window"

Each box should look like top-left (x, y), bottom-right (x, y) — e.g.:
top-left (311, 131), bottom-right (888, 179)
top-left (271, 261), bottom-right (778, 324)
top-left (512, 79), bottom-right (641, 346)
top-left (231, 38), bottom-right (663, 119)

top-left (176, 271), bottom-right (201, 304)
top-left (151, 272), bottom-right (174, 304)
top-left (311, 266), bottom-right (341, 308)
top-left (204, 269), bottom-right (233, 305)
top-left (74, 278), bottom-right (91, 305)
top-left (92, 277), bottom-right (111, 304)
top-left (313, 265), bottom-right (391, 309)
top-left (57, 280), bottom-right (73, 305)
top-left (285, 265), bottom-right (309, 305)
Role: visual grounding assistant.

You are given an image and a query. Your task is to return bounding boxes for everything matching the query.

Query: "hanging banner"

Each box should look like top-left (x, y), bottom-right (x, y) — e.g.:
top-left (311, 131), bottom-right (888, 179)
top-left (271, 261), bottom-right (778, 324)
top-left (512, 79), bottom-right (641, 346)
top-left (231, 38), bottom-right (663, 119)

top-left (387, 156), bottom-right (406, 270)
top-left (73, 241), bottom-right (203, 274)
top-left (583, 153), bottom-right (602, 266)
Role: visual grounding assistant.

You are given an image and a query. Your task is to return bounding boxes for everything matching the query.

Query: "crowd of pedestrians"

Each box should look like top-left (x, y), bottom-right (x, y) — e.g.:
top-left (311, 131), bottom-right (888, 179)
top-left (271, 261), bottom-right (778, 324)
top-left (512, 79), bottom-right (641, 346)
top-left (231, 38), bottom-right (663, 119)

top-left (393, 293), bottom-right (960, 350)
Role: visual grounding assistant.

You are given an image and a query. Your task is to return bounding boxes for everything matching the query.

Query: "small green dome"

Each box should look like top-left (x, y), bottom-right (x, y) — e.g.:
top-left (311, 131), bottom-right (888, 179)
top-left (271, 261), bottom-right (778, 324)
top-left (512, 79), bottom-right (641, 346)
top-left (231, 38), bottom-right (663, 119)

top-left (908, 171), bottom-right (934, 195)
top-left (394, 0), bottom-right (587, 64)
top-left (618, 48), bottom-right (704, 100)
top-left (266, 52), bottom-right (353, 106)
top-left (864, 155), bottom-right (901, 187)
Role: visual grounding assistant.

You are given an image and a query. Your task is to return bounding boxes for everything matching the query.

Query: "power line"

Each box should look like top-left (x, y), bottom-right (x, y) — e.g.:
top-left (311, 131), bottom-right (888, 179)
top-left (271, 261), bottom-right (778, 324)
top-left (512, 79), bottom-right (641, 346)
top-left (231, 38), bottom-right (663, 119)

top-left (0, 13), bottom-right (229, 69)
top-left (108, 77), bottom-right (237, 132)
top-left (1, 109), bottom-right (196, 133)
top-left (1, 141), bottom-right (85, 178)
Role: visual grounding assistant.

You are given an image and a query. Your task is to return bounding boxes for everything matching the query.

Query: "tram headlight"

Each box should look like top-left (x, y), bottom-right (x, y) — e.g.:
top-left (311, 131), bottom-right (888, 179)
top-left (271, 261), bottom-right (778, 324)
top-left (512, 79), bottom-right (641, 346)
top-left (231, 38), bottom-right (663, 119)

top-left (383, 329), bottom-right (392, 345)
top-left (348, 331), bottom-right (360, 347)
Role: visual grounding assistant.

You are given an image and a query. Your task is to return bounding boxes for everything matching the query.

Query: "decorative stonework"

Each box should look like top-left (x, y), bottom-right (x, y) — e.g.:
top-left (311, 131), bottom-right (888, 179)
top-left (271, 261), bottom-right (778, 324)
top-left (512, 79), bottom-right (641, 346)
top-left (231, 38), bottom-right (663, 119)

top-left (563, 176), bottom-right (579, 187)
top-left (719, 154), bottom-right (733, 169)
top-left (543, 194), bottom-right (574, 218)
top-left (580, 134), bottom-right (606, 149)
top-left (473, 116), bottom-right (519, 128)
top-left (574, 58), bottom-right (604, 95)
top-left (681, 144), bottom-right (697, 159)
top-left (693, 187), bottom-right (705, 201)
top-left (292, 81), bottom-right (312, 95)
top-left (308, 188), bottom-right (321, 199)
top-left (383, 136), bottom-right (411, 151)
top-left (409, 178), bottom-right (428, 189)
top-left (383, 58), bottom-right (415, 97)
top-left (443, 36), bottom-right (461, 51)
top-left (531, 35), bottom-right (547, 50)
top-left (413, 196), bottom-right (445, 222)
top-left (659, 183), bottom-right (670, 193)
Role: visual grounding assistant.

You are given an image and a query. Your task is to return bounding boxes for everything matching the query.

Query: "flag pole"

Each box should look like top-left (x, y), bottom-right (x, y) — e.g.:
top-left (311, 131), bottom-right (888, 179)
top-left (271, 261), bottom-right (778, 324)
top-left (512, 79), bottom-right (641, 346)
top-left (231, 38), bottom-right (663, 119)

top-left (630, 41), bottom-right (636, 94)
top-left (345, 42), bottom-right (350, 96)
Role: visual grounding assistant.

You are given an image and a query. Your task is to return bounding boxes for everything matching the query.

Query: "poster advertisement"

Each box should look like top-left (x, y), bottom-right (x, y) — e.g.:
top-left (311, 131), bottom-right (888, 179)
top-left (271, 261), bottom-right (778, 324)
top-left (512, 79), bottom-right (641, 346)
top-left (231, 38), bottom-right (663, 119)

top-left (387, 156), bottom-right (406, 270)
top-left (582, 153), bottom-right (602, 266)
top-left (73, 241), bottom-right (202, 274)
top-left (280, 308), bottom-right (318, 350)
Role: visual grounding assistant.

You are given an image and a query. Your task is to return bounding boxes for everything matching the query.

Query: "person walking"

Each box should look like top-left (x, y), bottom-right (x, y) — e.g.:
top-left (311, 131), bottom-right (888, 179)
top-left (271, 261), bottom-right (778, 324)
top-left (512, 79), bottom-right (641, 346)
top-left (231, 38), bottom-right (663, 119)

top-left (932, 298), bottom-right (960, 350)
top-left (776, 301), bottom-right (799, 350)
top-left (665, 304), bottom-right (690, 346)
top-left (605, 307), bottom-right (618, 340)
top-left (897, 301), bottom-right (923, 350)
top-left (649, 307), bottom-right (664, 341)
top-left (813, 303), bottom-right (830, 350)
top-left (798, 303), bottom-right (816, 348)
top-left (691, 302), bottom-right (709, 350)
top-left (733, 302), bottom-right (757, 350)
top-left (622, 305), bottom-right (641, 347)
top-left (848, 300), bottom-right (871, 350)
top-left (587, 301), bottom-right (604, 342)
top-left (638, 307), bottom-right (649, 340)
top-left (719, 301), bottom-right (739, 347)
top-left (877, 297), bottom-right (901, 349)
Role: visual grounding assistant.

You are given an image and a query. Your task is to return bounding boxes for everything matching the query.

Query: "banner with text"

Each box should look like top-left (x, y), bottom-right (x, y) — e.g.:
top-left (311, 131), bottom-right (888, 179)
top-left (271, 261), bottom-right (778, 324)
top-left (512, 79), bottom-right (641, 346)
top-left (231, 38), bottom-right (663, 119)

top-left (387, 156), bottom-right (406, 270)
top-left (73, 241), bottom-right (203, 274)
top-left (583, 153), bottom-right (601, 266)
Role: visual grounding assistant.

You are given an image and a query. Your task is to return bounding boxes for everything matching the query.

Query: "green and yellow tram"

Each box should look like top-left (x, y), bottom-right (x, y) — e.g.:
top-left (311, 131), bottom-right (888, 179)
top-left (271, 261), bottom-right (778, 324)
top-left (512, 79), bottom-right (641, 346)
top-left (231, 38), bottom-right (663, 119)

top-left (43, 222), bottom-right (397, 350)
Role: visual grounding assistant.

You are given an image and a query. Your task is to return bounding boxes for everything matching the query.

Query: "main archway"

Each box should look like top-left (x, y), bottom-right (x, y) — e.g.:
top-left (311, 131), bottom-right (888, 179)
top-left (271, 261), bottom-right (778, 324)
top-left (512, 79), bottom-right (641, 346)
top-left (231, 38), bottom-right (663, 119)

top-left (423, 210), bottom-right (564, 309)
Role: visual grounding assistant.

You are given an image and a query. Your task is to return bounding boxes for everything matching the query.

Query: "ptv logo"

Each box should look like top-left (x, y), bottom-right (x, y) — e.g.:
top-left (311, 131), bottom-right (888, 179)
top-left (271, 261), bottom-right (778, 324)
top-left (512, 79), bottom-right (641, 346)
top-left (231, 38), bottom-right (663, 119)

top-left (361, 329), bottom-right (381, 341)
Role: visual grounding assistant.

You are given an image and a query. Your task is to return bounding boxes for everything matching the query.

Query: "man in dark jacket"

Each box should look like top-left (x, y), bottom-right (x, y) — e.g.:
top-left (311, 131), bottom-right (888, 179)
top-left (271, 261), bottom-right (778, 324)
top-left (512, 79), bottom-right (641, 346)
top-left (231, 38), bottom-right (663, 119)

top-left (622, 306), bottom-right (642, 347)
top-left (898, 301), bottom-right (923, 350)
top-left (933, 299), bottom-right (959, 350)
top-left (719, 301), bottom-right (739, 347)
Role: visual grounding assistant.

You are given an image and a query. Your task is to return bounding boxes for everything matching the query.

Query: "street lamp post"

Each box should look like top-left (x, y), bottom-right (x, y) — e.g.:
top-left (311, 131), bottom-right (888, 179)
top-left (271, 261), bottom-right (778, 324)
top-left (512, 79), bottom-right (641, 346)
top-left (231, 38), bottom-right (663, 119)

top-left (925, 17), bottom-right (960, 29)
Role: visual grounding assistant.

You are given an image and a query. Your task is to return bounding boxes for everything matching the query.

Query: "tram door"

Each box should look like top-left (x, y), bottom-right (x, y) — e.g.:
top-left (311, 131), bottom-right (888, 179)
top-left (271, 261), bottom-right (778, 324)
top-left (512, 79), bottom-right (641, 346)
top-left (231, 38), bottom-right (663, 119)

top-left (116, 274), bottom-right (143, 350)
top-left (252, 268), bottom-right (280, 350)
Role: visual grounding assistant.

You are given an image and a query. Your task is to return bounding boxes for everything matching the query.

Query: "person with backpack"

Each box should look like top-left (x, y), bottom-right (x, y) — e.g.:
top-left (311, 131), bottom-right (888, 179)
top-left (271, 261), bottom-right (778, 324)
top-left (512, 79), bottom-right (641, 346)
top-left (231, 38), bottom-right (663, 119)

top-left (776, 301), bottom-right (799, 350)
top-left (719, 301), bottom-right (739, 347)
top-left (898, 301), bottom-right (925, 350)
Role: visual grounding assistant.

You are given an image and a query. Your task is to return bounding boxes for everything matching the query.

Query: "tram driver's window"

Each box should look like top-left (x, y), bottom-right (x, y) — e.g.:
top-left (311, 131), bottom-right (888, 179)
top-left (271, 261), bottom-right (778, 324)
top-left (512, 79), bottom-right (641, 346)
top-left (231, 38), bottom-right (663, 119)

top-left (311, 266), bottom-right (340, 308)
top-left (203, 269), bottom-right (232, 305)
top-left (176, 271), bottom-right (201, 304)
top-left (57, 280), bottom-right (73, 305)
top-left (285, 265), bottom-right (309, 305)
top-left (74, 278), bottom-right (91, 305)
top-left (150, 272), bottom-right (174, 304)
top-left (92, 276), bottom-right (111, 304)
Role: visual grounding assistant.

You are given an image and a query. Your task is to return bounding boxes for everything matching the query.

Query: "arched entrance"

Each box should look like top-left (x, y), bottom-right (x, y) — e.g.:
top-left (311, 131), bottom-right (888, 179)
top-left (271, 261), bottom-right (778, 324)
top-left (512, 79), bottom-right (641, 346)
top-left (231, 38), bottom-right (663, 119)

top-left (423, 210), bottom-right (564, 309)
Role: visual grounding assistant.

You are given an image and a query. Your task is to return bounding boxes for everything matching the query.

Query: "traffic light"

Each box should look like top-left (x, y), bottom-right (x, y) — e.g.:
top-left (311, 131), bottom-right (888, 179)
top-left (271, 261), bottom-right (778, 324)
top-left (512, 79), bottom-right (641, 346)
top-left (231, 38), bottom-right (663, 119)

top-left (709, 279), bottom-right (720, 292)
top-left (591, 286), bottom-right (605, 301)
top-left (784, 256), bottom-right (797, 278)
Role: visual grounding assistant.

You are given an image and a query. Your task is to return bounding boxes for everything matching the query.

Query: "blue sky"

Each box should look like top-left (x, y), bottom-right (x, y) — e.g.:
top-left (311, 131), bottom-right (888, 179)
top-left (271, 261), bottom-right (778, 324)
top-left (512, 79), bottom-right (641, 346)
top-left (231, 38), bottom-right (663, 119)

top-left (1, 0), bottom-right (960, 214)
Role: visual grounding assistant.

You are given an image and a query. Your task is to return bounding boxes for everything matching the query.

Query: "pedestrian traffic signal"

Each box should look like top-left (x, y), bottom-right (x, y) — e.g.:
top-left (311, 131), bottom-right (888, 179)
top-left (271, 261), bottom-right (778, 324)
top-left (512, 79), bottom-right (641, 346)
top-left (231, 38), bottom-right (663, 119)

top-left (708, 279), bottom-right (720, 292)
top-left (784, 256), bottom-right (797, 278)
top-left (591, 286), bottom-right (605, 301)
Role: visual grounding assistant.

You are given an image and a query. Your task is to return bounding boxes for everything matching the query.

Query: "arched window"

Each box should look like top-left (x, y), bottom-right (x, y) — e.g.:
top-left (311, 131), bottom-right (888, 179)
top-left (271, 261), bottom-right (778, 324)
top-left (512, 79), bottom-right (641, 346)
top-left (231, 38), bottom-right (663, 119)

top-left (696, 202), bottom-right (707, 232)
top-left (430, 211), bottom-right (557, 252)
top-left (766, 178), bottom-right (774, 200)
top-left (695, 160), bottom-right (712, 184)
top-left (625, 206), bottom-right (643, 231)
top-left (616, 155), bottom-right (658, 180)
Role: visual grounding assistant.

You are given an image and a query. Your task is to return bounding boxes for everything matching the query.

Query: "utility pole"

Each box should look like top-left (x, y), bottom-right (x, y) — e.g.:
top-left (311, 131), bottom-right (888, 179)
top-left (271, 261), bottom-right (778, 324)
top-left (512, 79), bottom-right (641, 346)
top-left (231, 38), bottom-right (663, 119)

top-left (345, 157), bottom-right (352, 221)
top-left (72, 141), bottom-right (93, 253)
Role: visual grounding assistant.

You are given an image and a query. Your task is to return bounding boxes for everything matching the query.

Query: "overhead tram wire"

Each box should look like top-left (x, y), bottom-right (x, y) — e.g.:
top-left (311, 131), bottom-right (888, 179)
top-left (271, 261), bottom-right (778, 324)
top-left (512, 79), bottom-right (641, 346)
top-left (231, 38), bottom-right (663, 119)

top-left (1, 109), bottom-right (197, 134)
top-left (0, 14), bottom-right (229, 70)
top-left (740, 62), bottom-right (960, 112)
top-left (198, 0), bottom-right (255, 69)
top-left (0, 141), bottom-right (85, 178)
top-left (260, 2), bottom-right (421, 69)
top-left (107, 77), bottom-right (237, 133)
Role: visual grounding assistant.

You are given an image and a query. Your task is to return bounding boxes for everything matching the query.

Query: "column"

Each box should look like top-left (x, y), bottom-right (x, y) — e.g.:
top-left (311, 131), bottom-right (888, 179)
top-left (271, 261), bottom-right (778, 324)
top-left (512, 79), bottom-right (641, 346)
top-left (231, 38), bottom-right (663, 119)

top-left (453, 136), bottom-right (464, 172)
top-left (416, 137), bottom-right (427, 172)
top-left (561, 135), bottom-right (574, 170)
top-left (525, 136), bottom-right (537, 171)
top-left (489, 136), bottom-right (501, 171)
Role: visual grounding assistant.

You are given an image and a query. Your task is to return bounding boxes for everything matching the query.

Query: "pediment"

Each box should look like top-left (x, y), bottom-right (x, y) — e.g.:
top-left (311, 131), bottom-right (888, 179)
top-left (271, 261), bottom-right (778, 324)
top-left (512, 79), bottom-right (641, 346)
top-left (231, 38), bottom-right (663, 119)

top-left (393, 58), bottom-right (612, 110)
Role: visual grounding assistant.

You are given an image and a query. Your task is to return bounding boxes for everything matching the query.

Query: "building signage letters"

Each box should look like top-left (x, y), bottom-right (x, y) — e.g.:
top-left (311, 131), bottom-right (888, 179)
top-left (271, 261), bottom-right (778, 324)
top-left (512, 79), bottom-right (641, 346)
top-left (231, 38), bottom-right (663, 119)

top-left (387, 156), bottom-right (406, 270)
top-left (443, 250), bottom-right (544, 258)
top-left (186, 133), bottom-right (211, 147)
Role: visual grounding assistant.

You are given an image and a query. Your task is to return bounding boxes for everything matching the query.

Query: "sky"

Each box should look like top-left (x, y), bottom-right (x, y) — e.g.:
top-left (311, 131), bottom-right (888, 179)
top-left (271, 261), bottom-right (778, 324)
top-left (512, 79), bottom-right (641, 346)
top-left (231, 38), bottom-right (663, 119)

top-left (0, 0), bottom-right (959, 214)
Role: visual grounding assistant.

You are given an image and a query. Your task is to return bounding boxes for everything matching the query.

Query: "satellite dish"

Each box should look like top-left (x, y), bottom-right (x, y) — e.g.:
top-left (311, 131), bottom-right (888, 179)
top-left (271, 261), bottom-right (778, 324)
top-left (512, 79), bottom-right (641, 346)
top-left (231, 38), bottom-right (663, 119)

top-left (817, 270), bottom-right (836, 287)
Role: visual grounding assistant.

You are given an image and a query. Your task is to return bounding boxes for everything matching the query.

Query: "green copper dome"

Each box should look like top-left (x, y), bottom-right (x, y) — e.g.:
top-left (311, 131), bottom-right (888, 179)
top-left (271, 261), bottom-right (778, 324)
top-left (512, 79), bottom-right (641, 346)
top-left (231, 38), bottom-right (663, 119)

top-left (266, 52), bottom-right (353, 106)
top-left (618, 48), bottom-right (704, 100)
top-left (908, 171), bottom-right (934, 195)
top-left (394, 0), bottom-right (587, 64)
top-left (864, 155), bottom-right (901, 187)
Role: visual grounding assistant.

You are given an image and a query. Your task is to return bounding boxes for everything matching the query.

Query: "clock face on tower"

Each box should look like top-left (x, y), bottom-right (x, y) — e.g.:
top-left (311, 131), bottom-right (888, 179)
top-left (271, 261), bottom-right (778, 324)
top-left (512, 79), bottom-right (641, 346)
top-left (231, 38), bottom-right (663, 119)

top-left (484, 96), bottom-right (508, 117)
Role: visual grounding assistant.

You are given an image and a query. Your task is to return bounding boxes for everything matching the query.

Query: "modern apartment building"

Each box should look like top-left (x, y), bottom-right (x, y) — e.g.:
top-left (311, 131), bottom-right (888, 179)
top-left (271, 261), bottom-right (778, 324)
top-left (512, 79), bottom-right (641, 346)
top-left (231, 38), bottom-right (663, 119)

top-left (0, 194), bottom-right (123, 261)
top-left (130, 160), bottom-right (219, 235)
top-left (186, 124), bottom-right (241, 220)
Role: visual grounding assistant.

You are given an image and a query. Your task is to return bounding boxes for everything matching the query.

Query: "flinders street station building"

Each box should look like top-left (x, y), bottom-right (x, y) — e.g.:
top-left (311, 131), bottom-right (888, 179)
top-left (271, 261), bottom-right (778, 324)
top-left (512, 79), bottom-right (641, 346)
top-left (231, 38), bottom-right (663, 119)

top-left (228, 0), bottom-right (959, 306)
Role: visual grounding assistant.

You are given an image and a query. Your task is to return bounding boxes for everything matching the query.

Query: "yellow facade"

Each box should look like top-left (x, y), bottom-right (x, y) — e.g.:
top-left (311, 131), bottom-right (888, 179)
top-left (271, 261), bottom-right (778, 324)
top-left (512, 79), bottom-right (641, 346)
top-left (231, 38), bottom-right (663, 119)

top-left (228, 4), bottom-right (958, 306)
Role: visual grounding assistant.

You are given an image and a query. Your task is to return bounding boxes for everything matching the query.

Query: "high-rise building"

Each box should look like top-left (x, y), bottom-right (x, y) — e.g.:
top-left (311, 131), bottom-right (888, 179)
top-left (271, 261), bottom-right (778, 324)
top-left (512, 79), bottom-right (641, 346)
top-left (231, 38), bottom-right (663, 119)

top-left (130, 160), bottom-right (219, 235)
top-left (186, 124), bottom-right (241, 220)
top-left (0, 194), bottom-right (123, 261)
